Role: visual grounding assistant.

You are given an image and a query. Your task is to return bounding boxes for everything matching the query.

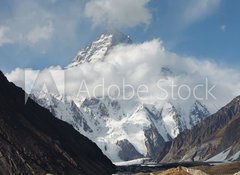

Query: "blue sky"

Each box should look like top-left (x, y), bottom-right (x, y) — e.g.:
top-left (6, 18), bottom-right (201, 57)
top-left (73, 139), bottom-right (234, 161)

top-left (0, 0), bottom-right (239, 73)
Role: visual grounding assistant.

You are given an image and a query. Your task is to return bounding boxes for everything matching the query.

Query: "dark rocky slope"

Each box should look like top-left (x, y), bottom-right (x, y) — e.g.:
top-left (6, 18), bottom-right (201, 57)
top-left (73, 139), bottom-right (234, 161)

top-left (160, 96), bottom-right (240, 162)
top-left (0, 71), bottom-right (115, 175)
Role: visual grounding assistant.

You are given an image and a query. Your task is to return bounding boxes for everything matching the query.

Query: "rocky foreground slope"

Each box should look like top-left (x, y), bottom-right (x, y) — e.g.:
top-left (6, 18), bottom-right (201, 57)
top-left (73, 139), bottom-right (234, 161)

top-left (0, 71), bottom-right (115, 175)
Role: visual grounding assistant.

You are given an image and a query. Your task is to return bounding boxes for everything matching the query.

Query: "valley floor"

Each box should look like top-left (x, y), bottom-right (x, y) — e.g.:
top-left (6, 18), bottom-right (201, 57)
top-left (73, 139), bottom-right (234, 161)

top-left (116, 162), bottom-right (240, 175)
top-left (193, 162), bottom-right (240, 175)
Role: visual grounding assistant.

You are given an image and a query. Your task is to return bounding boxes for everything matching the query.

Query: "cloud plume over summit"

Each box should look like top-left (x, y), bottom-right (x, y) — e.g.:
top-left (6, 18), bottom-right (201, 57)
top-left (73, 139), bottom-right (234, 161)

top-left (6, 39), bottom-right (240, 114)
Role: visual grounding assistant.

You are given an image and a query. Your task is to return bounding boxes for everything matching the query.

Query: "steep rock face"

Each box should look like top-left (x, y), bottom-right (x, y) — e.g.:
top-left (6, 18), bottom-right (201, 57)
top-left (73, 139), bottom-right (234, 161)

top-left (116, 139), bottom-right (144, 161)
top-left (0, 71), bottom-right (115, 175)
top-left (218, 115), bottom-right (240, 161)
top-left (189, 101), bottom-right (210, 126)
top-left (144, 125), bottom-right (166, 160)
top-left (67, 29), bottom-right (132, 68)
top-left (160, 96), bottom-right (240, 162)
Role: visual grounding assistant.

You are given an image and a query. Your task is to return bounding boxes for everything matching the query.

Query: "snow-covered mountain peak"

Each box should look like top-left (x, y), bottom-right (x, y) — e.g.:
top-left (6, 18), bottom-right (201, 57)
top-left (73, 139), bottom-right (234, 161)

top-left (103, 28), bottom-right (132, 45)
top-left (67, 29), bottom-right (132, 68)
top-left (28, 29), bottom-right (214, 162)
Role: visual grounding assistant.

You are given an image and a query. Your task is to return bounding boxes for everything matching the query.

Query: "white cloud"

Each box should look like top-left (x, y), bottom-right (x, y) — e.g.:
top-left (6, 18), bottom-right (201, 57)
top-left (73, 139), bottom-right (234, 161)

top-left (84, 0), bottom-right (152, 28)
top-left (0, 0), bottom-right (83, 48)
top-left (26, 23), bottom-right (54, 44)
top-left (49, 0), bottom-right (58, 4)
top-left (158, 0), bottom-right (222, 47)
top-left (0, 26), bottom-right (12, 46)
top-left (220, 25), bottom-right (226, 32)
top-left (182, 0), bottom-right (221, 26)
top-left (6, 39), bottom-right (240, 114)
top-left (0, 1), bottom-right (54, 46)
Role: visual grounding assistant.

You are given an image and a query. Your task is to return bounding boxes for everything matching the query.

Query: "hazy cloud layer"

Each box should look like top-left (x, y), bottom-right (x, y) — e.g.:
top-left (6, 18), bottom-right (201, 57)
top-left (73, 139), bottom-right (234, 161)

top-left (0, 26), bottom-right (12, 46)
top-left (220, 25), bottom-right (226, 32)
top-left (0, 0), bottom-right (84, 48)
top-left (26, 22), bottom-right (54, 44)
top-left (182, 0), bottom-right (221, 26)
top-left (0, 1), bottom-right (53, 46)
top-left (84, 0), bottom-right (152, 28)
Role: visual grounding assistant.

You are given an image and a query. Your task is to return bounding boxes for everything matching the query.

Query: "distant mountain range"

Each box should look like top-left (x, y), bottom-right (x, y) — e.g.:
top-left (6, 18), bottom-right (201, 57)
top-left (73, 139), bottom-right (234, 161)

top-left (160, 95), bottom-right (240, 163)
top-left (0, 71), bottom-right (115, 175)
